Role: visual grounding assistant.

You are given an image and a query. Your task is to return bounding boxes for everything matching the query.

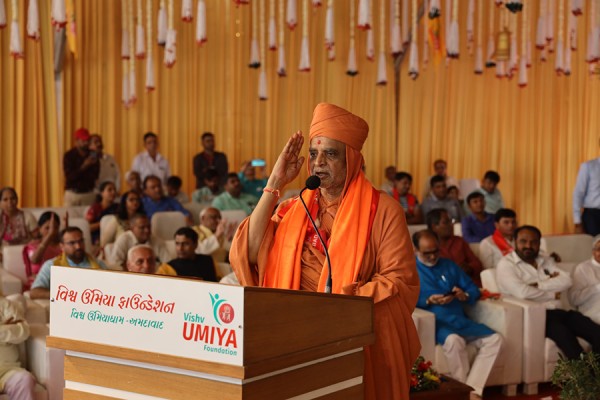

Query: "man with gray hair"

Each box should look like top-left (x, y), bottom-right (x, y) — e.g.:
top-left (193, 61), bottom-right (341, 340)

top-left (194, 207), bottom-right (233, 263)
top-left (126, 244), bottom-right (176, 276)
top-left (568, 236), bottom-right (600, 324)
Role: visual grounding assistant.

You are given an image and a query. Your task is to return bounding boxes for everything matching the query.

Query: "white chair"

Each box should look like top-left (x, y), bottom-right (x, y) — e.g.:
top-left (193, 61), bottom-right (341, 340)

top-left (183, 202), bottom-right (208, 225)
top-left (220, 210), bottom-right (248, 231)
top-left (2, 244), bottom-right (28, 285)
top-left (164, 240), bottom-right (177, 261)
top-left (0, 268), bottom-right (23, 296)
top-left (542, 234), bottom-right (594, 264)
top-left (407, 224), bottom-right (428, 238)
top-left (151, 211), bottom-right (187, 241)
top-left (458, 179), bottom-right (481, 199)
top-left (27, 324), bottom-right (64, 400)
top-left (414, 298), bottom-right (523, 396)
top-left (481, 267), bottom-right (591, 395)
top-left (68, 218), bottom-right (93, 253)
top-left (453, 222), bottom-right (463, 237)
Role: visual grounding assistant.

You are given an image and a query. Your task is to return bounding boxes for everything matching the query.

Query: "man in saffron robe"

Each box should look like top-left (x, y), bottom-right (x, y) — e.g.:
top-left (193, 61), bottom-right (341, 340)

top-left (230, 103), bottom-right (421, 400)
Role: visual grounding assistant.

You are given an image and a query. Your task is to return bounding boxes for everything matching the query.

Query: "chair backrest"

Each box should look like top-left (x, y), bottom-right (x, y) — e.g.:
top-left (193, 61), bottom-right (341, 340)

top-left (407, 224), bottom-right (428, 238)
top-left (453, 222), bottom-right (463, 236)
top-left (481, 269), bottom-right (500, 292)
top-left (215, 262), bottom-right (233, 280)
top-left (182, 202), bottom-right (208, 225)
top-left (220, 210), bottom-right (248, 231)
top-left (469, 242), bottom-right (481, 259)
top-left (3, 244), bottom-right (28, 284)
top-left (542, 234), bottom-right (594, 264)
top-left (458, 178), bottom-right (481, 199)
top-left (151, 211), bottom-right (187, 241)
top-left (164, 240), bottom-right (177, 261)
top-left (68, 218), bottom-right (93, 253)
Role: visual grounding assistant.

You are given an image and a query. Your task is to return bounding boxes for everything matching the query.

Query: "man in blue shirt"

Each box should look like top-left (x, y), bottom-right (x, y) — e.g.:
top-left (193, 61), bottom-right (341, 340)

top-left (30, 227), bottom-right (108, 299)
top-left (414, 230), bottom-right (502, 398)
top-left (573, 156), bottom-right (600, 235)
top-left (142, 175), bottom-right (192, 223)
top-left (461, 192), bottom-right (495, 243)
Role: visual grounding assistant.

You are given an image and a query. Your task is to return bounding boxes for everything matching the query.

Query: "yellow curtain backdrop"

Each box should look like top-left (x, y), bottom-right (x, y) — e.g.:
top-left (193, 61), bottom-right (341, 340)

top-left (61, 0), bottom-right (396, 198)
top-left (0, 0), bottom-right (60, 207)
top-left (398, 1), bottom-right (600, 234)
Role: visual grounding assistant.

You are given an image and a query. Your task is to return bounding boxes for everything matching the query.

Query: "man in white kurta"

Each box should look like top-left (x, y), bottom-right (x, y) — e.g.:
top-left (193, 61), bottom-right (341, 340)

top-left (568, 236), bottom-right (600, 324)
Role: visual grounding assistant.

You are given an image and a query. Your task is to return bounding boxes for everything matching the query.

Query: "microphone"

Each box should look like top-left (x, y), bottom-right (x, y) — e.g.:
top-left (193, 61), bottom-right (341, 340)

top-left (299, 176), bottom-right (333, 294)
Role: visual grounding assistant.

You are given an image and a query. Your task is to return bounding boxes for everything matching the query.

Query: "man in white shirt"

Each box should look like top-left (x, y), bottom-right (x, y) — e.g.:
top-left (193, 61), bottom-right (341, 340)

top-left (131, 132), bottom-right (171, 185)
top-left (497, 225), bottom-right (600, 359)
top-left (90, 134), bottom-right (121, 192)
top-left (108, 214), bottom-right (172, 269)
top-left (422, 159), bottom-right (459, 200)
top-left (193, 207), bottom-right (232, 263)
top-left (568, 236), bottom-right (600, 324)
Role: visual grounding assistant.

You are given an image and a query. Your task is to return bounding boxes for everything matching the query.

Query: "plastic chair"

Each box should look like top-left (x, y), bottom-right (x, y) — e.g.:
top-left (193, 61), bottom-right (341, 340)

top-left (151, 211), bottom-right (187, 241)
top-left (458, 179), bottom-right (481, 199)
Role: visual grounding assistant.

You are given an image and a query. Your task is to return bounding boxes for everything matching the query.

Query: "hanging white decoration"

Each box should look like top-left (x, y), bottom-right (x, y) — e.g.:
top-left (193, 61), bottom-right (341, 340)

top-left (0, 0), bottom-right (6, 29)
top-left (182, 0), bottom-right (193, 22)
top-left (429, 0), bottom-right (440, 19)
top-left (128, 0), bottom-right (137, 105)
top-left (486, 3), bottom-right (495, 67)
top-left (325, 0), bottom-right (334, 52)
top-left (158, 0), bottom-right (167, 45)
top-left (347, 39), bottom-right (358, 75)
top-left (259, 0), bottom-right (268, 100)
top-left (422, 0), bottom-right (429, 68)
top-left (250, 0), bottom-right (261, 67)
top-left (555, 0), bottom-right (564, 74)
top-left (27, 0), bottom-right (40, 40)
top-left (298, 0), bottom-right (310, 71)
top-left (402, 0), bottom-right (409, 45)
top-left (196, 0), bottom-right (207, 45)
top-left (366, 29), bottom-right (375, 60)
top-left (287, 0), bottom-right (297, 30)
top-left (474, 0), bottom-right (482, 73)
top-left (164, 0), bottom-right (176, 67)
top-left (466, 0), bottom-right (474, 54)
top-left (146, 0), bottom-right (155, 91)
top-left (586, 0), bottom-right (598, 62)
top-left (358, 0), bottom-right (371, 30)
top-left (51, 0), bottom-right (66, 30)
top-left (447, 0), bottom-right (459, 58)
top-left (136, 0), bottom-right (145, 59)
top-left (408, 0), bottom-right (418, 79)
top-left (571, 0), bottom-right (582, 16)
top-left (569, 12), bottom-right (576, 50)
top-left (278, 0), bottom-right (287, 76)
top-left (376, 0), bottom-right (386, 84)
top-left (536, 0), bottom-right (546, 49)
top-left (391, 0), bottom-right (402, 55)
top-left (9, 0), bottom-right (23, 58)
top-left (269, 0), bottom-right (277, 50)
top-left (122, 0), bottom-right (130, 59)
top-left (547, 0), bottom-right (555, 47)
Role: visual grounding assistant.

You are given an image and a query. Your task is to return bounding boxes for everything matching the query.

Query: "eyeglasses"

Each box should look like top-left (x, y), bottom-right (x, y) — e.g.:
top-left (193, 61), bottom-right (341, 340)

top-left (63, 239), bottom-right (84, 246)
top-left (420, 249), bottom-right (440, 257)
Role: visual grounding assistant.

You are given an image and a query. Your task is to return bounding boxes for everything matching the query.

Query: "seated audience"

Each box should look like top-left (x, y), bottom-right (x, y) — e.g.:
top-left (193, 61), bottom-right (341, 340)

top-left (427, 208), bottom-right (483, 286)
top-left (126, 244), bottom-right (177, 276)
top-left (238, 160), bottom-right (268, 197)
top-left (479, 208), bottom-right (559, 269)
top-left (392, 172), bottom-right (422, 224)
top-left (479, 209), bottom-right (518, 269)
top-left (131, 132), bottom-right (171, 185)
top-left (100, 190), bottom-right (146, 247)
top-left (461, 192), bottom-right (495, 243)
top-left (192, 169), bottom-right (223, 204)
top-left (193, 207), bottom-right (233, 263)
top-left (22, 212), bottom-right (62, 290)
top-left (0, 187), bottom-right (37, 250)
top-left (30, 227), bottom-right (108, 299)
top-left (422, 159), bottom-right (459, 200)
top-left (380, 165), bottom-right (396, 195)
top-left (86, 181), bottom-right (119, 245)
top-left (142, 175), bottom-right (191, 222)
top-left (90, 134), bottom-right (121, 192)
top-left (421, 175), bottom-right (465, 222)
top-left (168, 228), bottom-right (217, 281)
top-left (0, 295), bottom-right (37, 399)
top-left (414, 230), bottom-right (503, 399)
top-left (497, 225), bottom-right (600, 360)
top-left (166, 176), bottom-right (190, 204)
top-left (108, 214), bottom-right (171, 269)
top-left (212, 173), bottom-right (259, 216)
top-left (125, 170), bottom-right (143, 196)
top-left (477, 170), bottom-right (504, 214)
top-left (568, 236), bottom-right (600, 325)
top-left (447, 185), bottom-right (460, 201)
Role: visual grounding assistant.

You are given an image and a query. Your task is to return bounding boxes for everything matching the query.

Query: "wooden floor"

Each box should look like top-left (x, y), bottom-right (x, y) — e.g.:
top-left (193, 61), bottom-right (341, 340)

top-left (483, 383), bottom-right (559, 400)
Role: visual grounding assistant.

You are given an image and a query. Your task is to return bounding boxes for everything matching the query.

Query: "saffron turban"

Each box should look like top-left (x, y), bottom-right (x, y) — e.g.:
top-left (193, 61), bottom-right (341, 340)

top-left (309, 103), bottom-right (369, 151)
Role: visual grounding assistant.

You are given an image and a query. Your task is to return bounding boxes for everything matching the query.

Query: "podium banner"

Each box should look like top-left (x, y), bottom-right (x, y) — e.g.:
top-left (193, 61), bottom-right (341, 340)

top-left (49, 266), bottom-right (244, 365)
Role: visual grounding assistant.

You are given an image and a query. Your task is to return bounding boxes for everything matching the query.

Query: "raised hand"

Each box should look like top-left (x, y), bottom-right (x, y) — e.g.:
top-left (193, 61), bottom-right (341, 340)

top-left (266, 131), bottom-right (305, 191)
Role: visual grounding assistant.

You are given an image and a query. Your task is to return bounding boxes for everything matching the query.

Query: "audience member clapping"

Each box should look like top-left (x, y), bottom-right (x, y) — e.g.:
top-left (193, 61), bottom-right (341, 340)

top-left (193, 207), bottom-right (234, 263)
top-left (86, 181), bottom-right (119, 245)
top-left (22, 212), bottom-right (62, 290)
top-left (100, 190), bottom-right (146, 247)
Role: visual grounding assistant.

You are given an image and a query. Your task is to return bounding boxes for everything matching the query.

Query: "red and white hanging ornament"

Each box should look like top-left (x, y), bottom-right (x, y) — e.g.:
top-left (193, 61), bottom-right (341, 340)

top-left (422, 0), bottom-right (429, 68)
top-left (587, 0), bottom-right (600, 63)
top-left (428, 0), bottom-right (440, 19)
top-left (402, 0), bottom-right (409, 46)
top-left (366, 0), bottom-right (374, 60)
top-left (136, 0), bottom-right (146, 59)
top-left (376, 0), bottom-right (387, 85)
top-left (325, 0), bottom-right (334, 60)
top-left (259, 0), bottom-right (268, 100)
top-left (408, 0), bottom-right (419, 79)
top-left (27, 0), bottom-right (40, 40)
top-left (555, 0), bottom-right (564, 75)
top-left (157, 0), bottom-right (167, 45)
top-left (536, 0), bottom-right (547, 49)
top-left (196, 0), bottom-right (207, 45)
top-left (146, 0), bottom-right (155, 91)
top-left (486, 1), bottom-right (495, 67)
top-left (51, 0), bottom-right (66, 30)
top-left (347, 0), bottom-right (358, 75)
top-left (508, 12), bottom-right (518, 75)
top-left (0, 0), bottom-right (6, 29)
top-left (182, 0), bottom-right (193, 22)
top-left (474, 0), bottom-right (483, 73)
top-left (358, 0), bottom-right (371, 30)
top-left (9, 0), bottom-right (23, 58)
top-left (164, 0), bottom-right (177, 67)
top-left (122, 0), bottom-right (130, 60)
top-left (447, 0), bottom-right (459, 58)
top-left (277, 0), bottom-right (287, 76)
top-left (287, 0), bottom-right (297, 30)
top-left (250, 0), bottom-right (261, 67)
top-left (569, 12), bottom-right (577, 50)
top-left (234, 0), bottom-right (250, 6)
top-left (518, 0), bottom-right (527, 86)
top-left (268, 0), bottom-right (277, 50)
top-left (467, 0), bottom-right (475, 54)
top-left (571, 0), bottom-right (582, 16)
top-left (298, 0), bottom-right (310, 71)
top-left (128, 0), bottom-right (137, 105)
top-left (312, 0), bottom-right (321, 6)
top-left (391, 0), bottom-right (402, 56)
top-left (547, 0), bottom-right (555, 51)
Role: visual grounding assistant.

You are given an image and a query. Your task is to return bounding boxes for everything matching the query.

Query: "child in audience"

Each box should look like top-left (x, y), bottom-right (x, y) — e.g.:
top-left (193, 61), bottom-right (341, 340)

top-left (166, 176), bottom-right (190, 204)
top-left (22, 212), bottom-right (62, 290)
top-left (86, 181), bottom-right (119, 245)
top-left (100, 190), bottom-right (146, 247)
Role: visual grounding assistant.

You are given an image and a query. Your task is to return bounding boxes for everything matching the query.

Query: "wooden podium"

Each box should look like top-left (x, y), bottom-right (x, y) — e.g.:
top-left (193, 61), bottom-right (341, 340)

top-left (46, 267), bottom-right (374, 400)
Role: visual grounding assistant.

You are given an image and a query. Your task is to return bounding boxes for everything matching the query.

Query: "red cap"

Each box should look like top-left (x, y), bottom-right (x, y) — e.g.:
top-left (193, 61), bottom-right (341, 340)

top-left (74, 128), bottom-right (90, 141)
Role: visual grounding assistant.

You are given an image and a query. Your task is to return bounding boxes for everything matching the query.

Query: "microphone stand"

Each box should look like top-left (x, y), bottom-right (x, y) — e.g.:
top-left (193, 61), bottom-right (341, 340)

top-left (299, 184), bottom-right (333, 294)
